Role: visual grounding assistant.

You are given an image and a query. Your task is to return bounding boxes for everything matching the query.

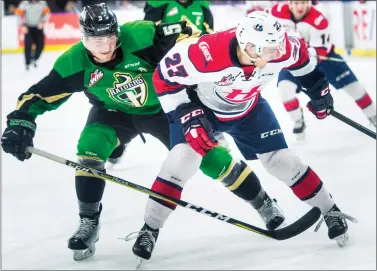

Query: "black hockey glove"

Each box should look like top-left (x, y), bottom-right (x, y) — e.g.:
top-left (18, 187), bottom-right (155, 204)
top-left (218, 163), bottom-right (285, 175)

top-left (173, 103), bottom-right (218, 156)
top-left (1, 111), bottom-right (36, 161)
top-left (306, 78), bottom-right (334, 119)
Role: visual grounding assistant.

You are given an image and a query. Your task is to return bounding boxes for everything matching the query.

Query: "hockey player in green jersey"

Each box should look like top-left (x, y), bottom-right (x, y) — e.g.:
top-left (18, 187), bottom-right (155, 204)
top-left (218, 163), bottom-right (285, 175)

top-left (144, 0), bottom-right (214, 34)
top-left (1, 3), bottom-right (202, 261)
top-left (1, 3), bottom-right (285, 263)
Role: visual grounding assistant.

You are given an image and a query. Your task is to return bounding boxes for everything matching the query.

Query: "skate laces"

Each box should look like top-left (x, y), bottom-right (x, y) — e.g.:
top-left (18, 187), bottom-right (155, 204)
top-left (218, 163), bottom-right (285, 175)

top-left (74, 217), bottom-right (97, 239)
top-left (121, 229), bottom-right (157, 250)
top-left (257, 198), bottom-right (282, 224)
top-left (314, 211), bottom-right (358, 232)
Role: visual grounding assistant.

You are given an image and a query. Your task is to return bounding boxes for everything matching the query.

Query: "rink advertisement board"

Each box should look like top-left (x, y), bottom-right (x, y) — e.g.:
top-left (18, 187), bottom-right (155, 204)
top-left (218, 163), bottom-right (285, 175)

top-left (1, 2), bottom-right (376, 56)
top-left (352, 1), bottom-right (376, 52)
top-left (17, 12), bottom-right (81, 50)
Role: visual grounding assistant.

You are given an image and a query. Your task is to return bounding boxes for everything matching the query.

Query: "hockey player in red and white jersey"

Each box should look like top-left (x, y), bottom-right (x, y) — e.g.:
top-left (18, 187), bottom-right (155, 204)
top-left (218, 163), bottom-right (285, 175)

top-left (129, 11), bottom-right (357, 262)
top-left (271, 0), bottom-right (376, 139)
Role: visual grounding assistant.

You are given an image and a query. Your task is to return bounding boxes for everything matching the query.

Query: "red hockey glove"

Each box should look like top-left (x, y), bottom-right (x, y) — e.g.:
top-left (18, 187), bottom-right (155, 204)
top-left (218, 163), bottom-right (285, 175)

top-left (306, 78), bottom-right (334, 119)
top-left (175, 103), bottom-right (218, 156)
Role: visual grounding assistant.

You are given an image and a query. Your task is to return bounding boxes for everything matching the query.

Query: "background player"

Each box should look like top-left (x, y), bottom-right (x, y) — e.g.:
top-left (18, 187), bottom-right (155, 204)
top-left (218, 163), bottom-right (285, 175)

top-left (144, 0), bottom-right (214, 34)
top-left (270, 0), bottom-right (376, 139)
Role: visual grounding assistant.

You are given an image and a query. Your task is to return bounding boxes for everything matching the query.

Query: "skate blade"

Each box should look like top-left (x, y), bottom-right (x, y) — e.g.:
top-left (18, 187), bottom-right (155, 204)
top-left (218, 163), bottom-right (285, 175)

top-left (136, 257), bottom-right (145, 269)
top-left (72, 246), bottom-right (96, 261)
top-left (335, 232), bottom-right (349, 247)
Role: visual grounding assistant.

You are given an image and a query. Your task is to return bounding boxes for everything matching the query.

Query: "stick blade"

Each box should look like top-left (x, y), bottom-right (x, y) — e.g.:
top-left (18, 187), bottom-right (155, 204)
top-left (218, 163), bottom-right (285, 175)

top-left (272, 207), bottom-right (322, 240)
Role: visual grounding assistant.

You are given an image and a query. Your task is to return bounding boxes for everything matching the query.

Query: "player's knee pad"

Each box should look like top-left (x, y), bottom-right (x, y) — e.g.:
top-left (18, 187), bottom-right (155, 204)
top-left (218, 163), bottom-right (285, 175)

top-left (75, 157), bottom-right (106, 203)
top-left (258, 149), bottom-right (308, 186)
top-left (159, 143), bottom-right (202, 184)
top-left (77, 123), bottom-right (118, 161)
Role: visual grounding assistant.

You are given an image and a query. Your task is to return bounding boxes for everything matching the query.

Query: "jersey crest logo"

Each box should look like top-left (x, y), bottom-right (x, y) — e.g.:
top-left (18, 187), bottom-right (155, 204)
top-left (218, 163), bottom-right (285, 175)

top-left (215, 73), bottom-right (241, 86)
top-left (88, 69), bottom-right (104, 87)
top-left (107, 73), bottom-right (148, 107)
top-left (214, 84), bottom-right (262, 104)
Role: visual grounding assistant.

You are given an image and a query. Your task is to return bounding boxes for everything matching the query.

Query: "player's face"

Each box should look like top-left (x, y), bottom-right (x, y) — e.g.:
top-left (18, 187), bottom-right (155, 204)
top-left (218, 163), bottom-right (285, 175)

top-left (290, 1), bottom-right (310, 20)
top-left (244, 40), bottom-right (286, 62)
top-left (83, 34), bottom-right (118, 62)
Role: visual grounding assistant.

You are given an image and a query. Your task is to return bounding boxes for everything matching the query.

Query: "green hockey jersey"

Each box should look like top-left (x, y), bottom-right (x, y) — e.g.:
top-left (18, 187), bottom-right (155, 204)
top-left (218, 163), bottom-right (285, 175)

top-left (15, 20), bottom-right (189, 119)
top-left (144, 0), bottom-right (213, 33)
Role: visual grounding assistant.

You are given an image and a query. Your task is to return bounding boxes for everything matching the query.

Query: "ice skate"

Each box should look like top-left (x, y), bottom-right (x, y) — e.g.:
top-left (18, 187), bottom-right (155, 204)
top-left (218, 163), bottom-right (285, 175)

top-left (257, 195), bottom-right (285, 230)
top-left (314, 204), bottom-right (357, 247)
top-left (68, 205), bottom-right (102, 261)
top-left (124, 223), bottom-right (159, 269)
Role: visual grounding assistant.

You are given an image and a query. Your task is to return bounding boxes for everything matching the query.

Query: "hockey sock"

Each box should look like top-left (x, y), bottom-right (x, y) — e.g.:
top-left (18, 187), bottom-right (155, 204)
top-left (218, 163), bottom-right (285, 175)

top-left (343, 82), bottom-right (376, 118)
top-left (279, 80), bottom-right (303, 123)
top-left (290, 167), bottom-right (334, 214)
top-left (78, 200), bottom-right (101, 217)
top-left (75, 157), bottom-right (106, 216)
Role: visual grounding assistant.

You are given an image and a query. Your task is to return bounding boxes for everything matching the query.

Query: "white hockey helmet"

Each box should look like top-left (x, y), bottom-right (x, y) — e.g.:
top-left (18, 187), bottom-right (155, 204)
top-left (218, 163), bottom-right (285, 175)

top-left (236, 11), bottom-right (286, 61)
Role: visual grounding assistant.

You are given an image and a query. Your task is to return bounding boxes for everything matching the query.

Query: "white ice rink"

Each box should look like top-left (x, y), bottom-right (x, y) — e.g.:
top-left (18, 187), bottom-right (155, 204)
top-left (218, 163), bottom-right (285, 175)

top-left (1, 52), bottom-right (376, 270)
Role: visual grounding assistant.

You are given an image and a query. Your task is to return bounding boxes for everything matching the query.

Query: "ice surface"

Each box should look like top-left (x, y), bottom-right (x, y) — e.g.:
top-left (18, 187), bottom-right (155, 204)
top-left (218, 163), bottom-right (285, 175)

top-left (1, 52), bottom-right (376, 270)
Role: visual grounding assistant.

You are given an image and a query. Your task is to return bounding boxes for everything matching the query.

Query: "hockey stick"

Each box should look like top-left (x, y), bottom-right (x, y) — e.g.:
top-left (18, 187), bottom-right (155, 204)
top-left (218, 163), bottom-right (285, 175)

top-left (26, 146), bottom-right (321, 241)
top-left (330, 110), bottom-right (376, 140)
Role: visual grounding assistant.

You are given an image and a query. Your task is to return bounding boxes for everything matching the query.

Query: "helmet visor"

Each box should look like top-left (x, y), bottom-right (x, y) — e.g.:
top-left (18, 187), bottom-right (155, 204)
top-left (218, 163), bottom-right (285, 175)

top-left (82, 33), bottom-right (119, 54)
top-left (247, 37), bottom-right (286, 61)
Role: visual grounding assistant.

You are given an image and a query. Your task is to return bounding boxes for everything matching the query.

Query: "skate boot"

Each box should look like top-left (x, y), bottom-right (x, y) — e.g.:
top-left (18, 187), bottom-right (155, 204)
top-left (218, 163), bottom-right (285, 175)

top-left (293, 109), bottom-right (306, 140)
top-left (125, 223), bottom-right (159, 269)
top-left (314, 204), bottom-right (357, 247)
top-left (256, 194), bottom-right (285, 230)
top-left (68, 204), bottom-right (102, 261)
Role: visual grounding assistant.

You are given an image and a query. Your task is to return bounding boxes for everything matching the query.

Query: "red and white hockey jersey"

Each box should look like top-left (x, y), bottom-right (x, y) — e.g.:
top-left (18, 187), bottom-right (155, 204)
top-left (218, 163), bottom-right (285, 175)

top-left (270, 3), bottom-right (333, 58)
top-left (153, 28), bottom-right (315, 121)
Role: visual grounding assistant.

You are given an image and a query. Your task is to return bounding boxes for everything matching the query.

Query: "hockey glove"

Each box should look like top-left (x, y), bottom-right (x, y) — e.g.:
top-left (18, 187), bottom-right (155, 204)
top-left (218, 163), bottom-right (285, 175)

top-left (306, 78), bottom-right (334, 119)
top-left (1, 111), bottom-right (36, 161)
top-left (174, 103), bottom-right (218, 156)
